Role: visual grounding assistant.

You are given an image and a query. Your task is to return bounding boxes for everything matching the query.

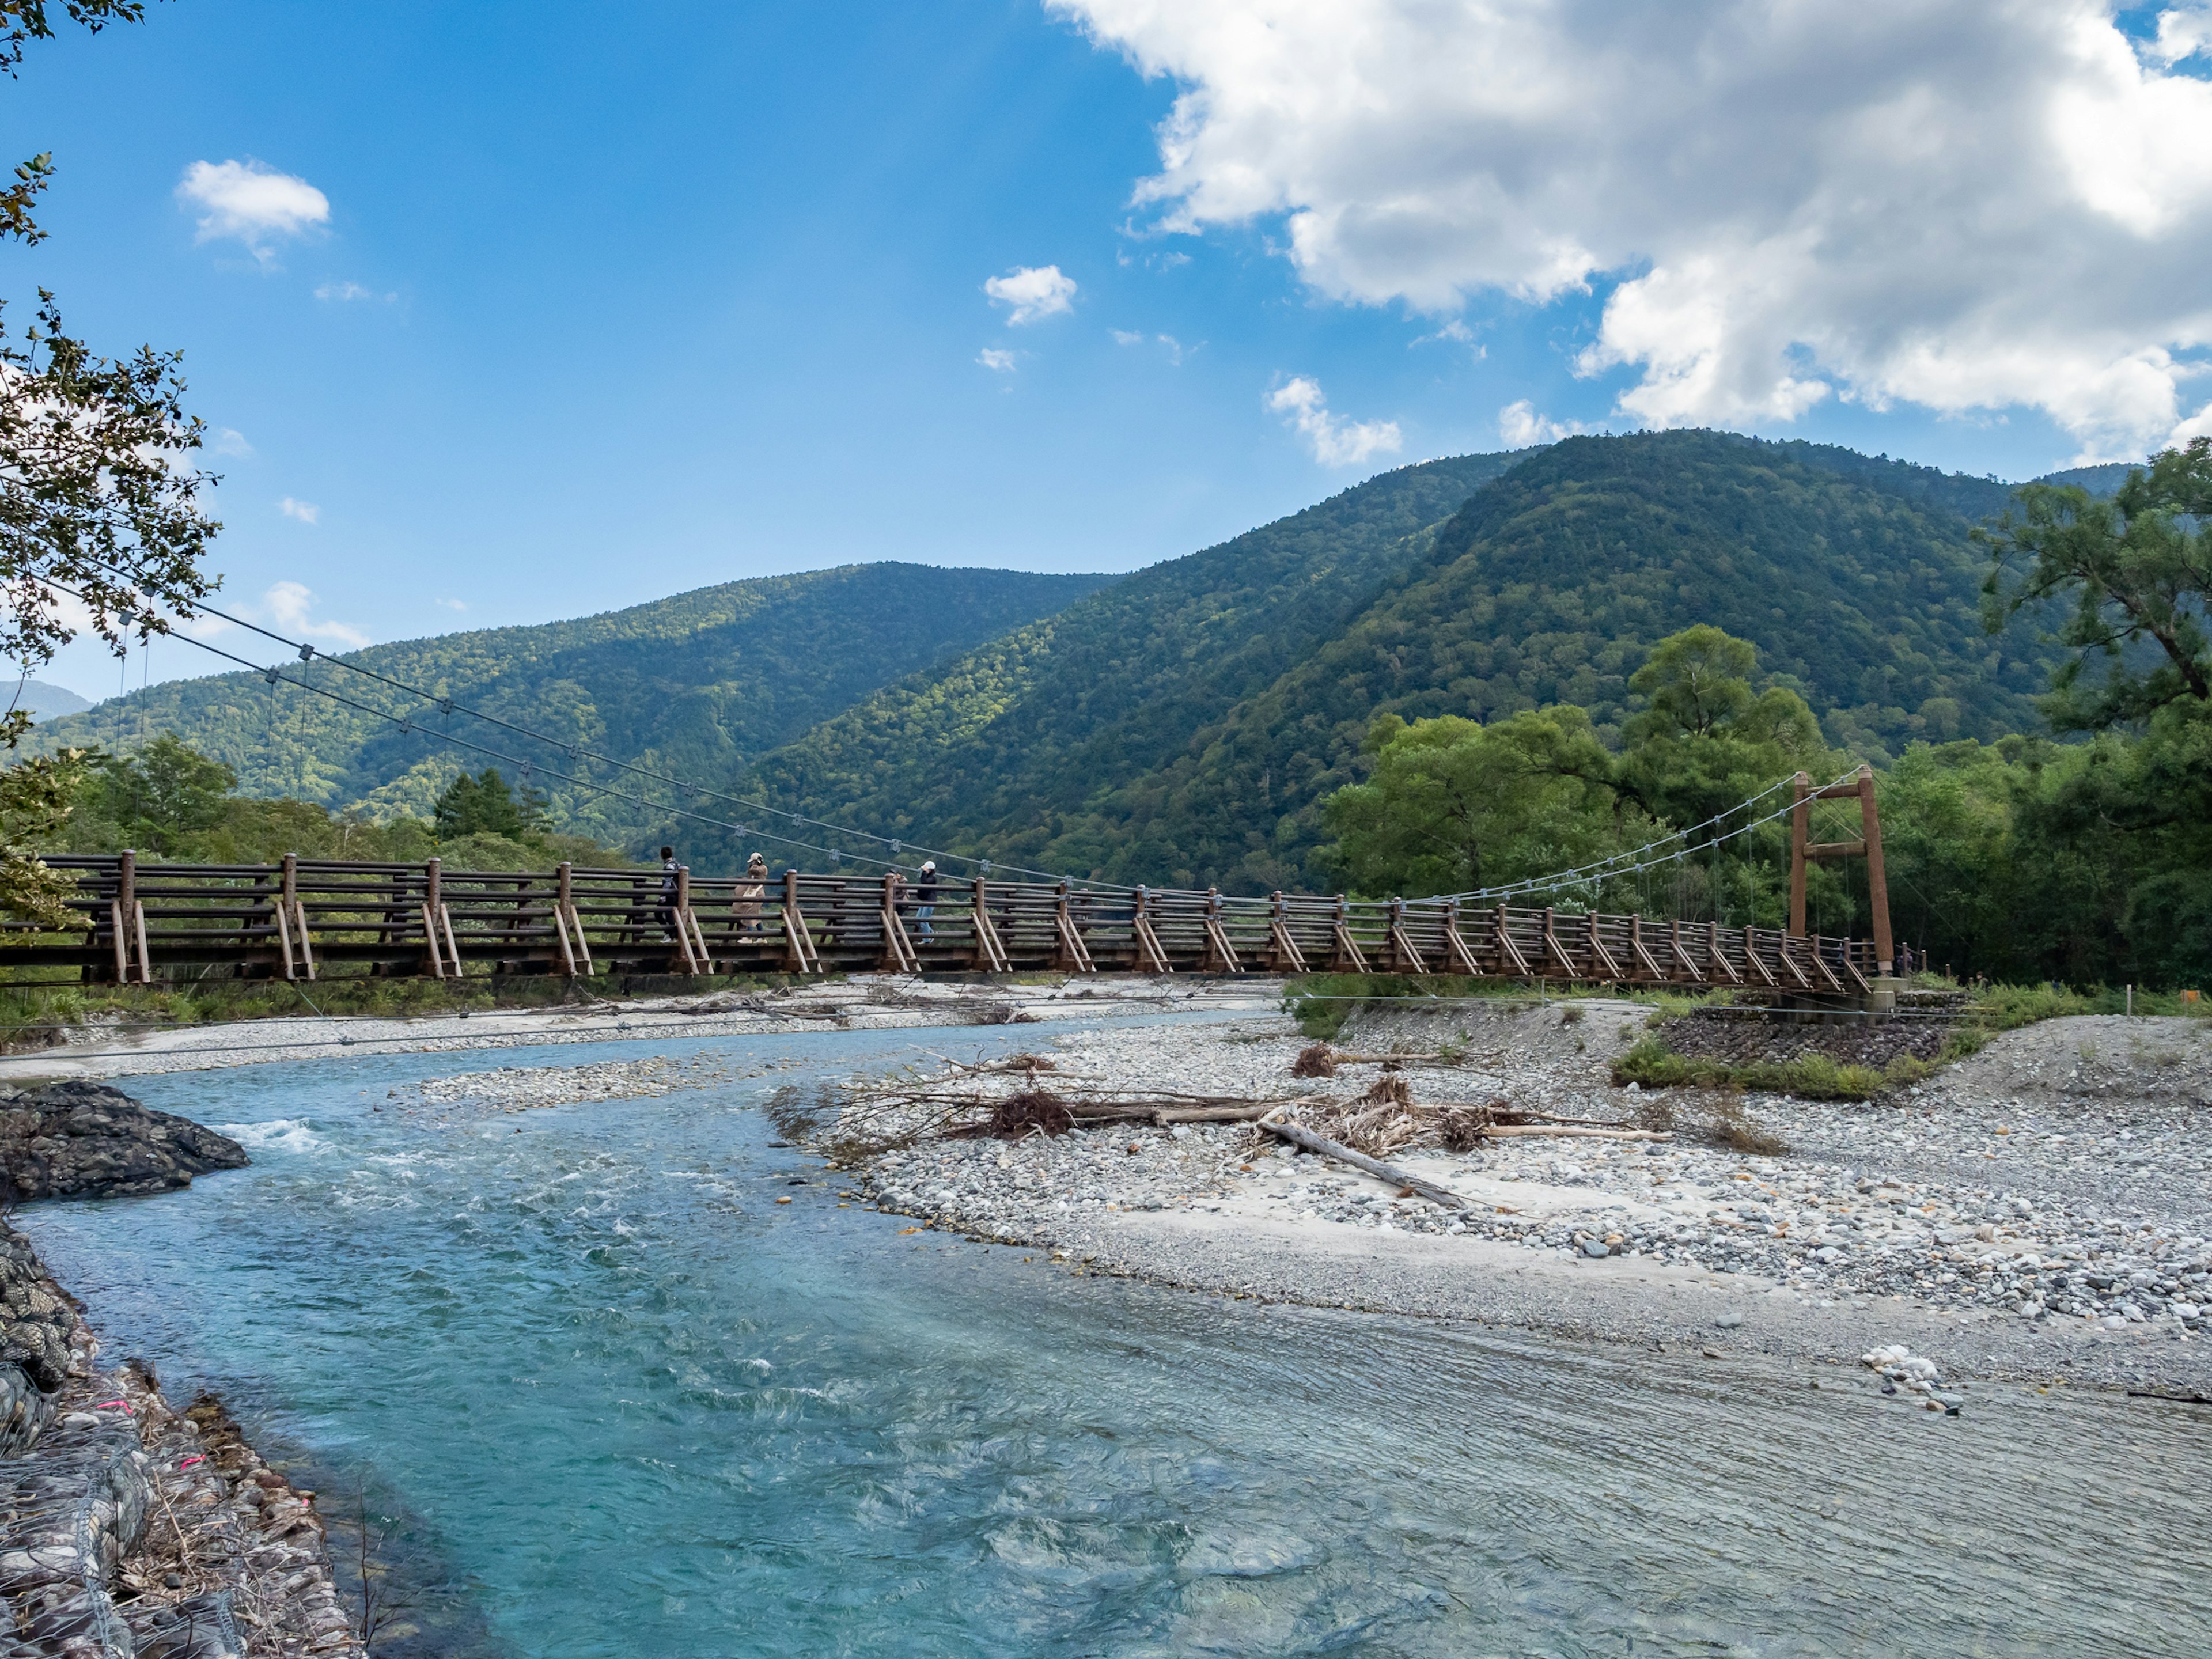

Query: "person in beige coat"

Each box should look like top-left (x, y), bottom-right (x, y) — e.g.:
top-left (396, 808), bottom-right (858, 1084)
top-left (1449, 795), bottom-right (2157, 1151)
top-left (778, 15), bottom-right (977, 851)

top-left (734, 853), bottom-right (768, 935)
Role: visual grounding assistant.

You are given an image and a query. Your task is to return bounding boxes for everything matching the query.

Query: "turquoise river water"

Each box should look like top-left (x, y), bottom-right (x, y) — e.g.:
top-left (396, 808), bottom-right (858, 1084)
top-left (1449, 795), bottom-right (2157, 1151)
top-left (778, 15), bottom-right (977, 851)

top-left (17, 1015), bottom-right (2212, 1657)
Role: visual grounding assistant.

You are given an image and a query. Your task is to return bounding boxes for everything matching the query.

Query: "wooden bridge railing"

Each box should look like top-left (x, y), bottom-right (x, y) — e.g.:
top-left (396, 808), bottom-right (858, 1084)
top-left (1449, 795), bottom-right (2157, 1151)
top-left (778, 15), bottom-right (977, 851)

top-left (15, 852), bottom-right (1882, 995)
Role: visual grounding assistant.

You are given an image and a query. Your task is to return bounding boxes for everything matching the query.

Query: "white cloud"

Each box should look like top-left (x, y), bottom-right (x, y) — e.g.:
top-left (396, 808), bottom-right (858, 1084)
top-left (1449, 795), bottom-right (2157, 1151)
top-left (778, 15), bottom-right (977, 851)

top-left (1266, 375), bottom-right (1402, 466)
top-left (1497, 400), bottom-right (1590, 446)
top-left (208, 427), bottom-right (253, 458)
top-left (1112, 328), bottom-right (1147, 346)
top-left (262, 581), bottom-right (369, 649)
top-left (2154, 3), bottom-right (2212, 62)
top-left (435, 597), bottom-right (467, 612)
top-left (177, 160), bottom-right (329, 261)
top-left (314, 279), bottom-right (393, 303)
top-left (984, 264), bottom-right (1078, 324)
top-left (278, 497), bottom-right (319, 525)
top-left (1057, 1), bottom-right (2212, 460)
top-left (977, 347), bottom-right (1018, 373)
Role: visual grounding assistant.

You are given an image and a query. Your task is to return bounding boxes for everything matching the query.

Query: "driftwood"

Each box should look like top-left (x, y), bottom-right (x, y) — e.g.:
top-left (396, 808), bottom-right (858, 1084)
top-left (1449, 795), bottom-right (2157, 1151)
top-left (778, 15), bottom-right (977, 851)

top-left (1478, 1124), bottom-right (1671, 1141)
top-left (1257, 1111), bottom-right (1470, 1209)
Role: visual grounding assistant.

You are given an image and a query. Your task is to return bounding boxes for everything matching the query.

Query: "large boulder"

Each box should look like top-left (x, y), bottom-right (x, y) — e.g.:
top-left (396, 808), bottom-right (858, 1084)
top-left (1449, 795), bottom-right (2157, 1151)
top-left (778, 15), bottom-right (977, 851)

top-left (0, 1082), bottom-right (248, 1205)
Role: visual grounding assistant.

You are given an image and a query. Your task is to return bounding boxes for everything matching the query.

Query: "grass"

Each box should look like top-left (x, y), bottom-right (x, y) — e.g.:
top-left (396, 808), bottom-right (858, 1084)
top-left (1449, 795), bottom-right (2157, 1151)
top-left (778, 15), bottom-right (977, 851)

top-left (1282, 972), bottom-right (1739, 1041)
top-left (1609, 1037), bottom-right (1897, 1101)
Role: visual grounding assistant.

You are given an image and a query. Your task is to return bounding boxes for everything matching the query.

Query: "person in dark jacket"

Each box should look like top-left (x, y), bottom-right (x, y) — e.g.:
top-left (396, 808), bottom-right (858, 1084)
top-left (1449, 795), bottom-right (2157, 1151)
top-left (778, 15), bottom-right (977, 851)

top-left (914, 859), bottom-right (938, 938)
top-left (657, 846), bottom-right (679, 940)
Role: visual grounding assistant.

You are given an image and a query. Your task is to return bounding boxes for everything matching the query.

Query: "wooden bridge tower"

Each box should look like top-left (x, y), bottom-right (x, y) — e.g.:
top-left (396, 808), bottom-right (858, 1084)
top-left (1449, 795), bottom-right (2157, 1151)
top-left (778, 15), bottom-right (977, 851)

top-left (1789, 765), bottom-right (1895, 976)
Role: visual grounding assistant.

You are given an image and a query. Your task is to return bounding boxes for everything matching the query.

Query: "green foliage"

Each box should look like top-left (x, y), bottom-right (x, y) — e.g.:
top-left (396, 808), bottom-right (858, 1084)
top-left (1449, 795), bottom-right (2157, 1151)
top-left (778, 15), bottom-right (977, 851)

top-left (81, 732), bottom-right (233, 854)
top-left (1321, 706), bottom-right (1656, 899)
top-left (433, 767), bottom-right (541, 841)
top-left (753, 431), bottom-right (2061, 895)
top-left (0, 717), bottom-right (88, 925)
top-left (30, 565), bottom-right (1109, 865)
top-left (1982, 439), bottom-right (2212, 729)
top-left (55, 736), bottom-right (635, 870)
top-left (1611, 1038), bottom-right (1891, 1101)
top-left (747, 452), bottom-right (1536, 888)
top-left (1319, 626), bottom-right (1836, 915)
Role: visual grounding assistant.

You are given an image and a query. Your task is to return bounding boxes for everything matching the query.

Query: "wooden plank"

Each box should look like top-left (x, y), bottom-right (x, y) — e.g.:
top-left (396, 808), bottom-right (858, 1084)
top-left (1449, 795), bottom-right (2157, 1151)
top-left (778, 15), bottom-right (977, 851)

top-left (1202, 889), bottom-right (1243, 974)
top-left (553, 864), bottom-right (579, 977)
top-left (1741, 925), bottom-right (1776, 987)
top-left (1441, 902), bottom-right (1481, 976)
top-left (421, 903), bottom-right (445, 978)
top-left (880, 873), bottom-right (918, 974)
top-left (131, 902), bottom-right (151, 986)
top-left (1669, 918), bottom-right (1704, 983)
top-left (1494, 904), bottom-right (1533, 976)
top-left (273, 893), bottom-right (296, 980)
top-left (1806, 839), bottom-right (1867, 859)
top-left (1205, 915), bottom-right (1244, 973)
top-left (1257, 1113), bottom-right (1469, 1210)
top-left (1705, 920), bottom-right (1738, 983)
top-left (1056, 906), bottom-right (1096, 973)
top-left (1543, 910), bottom-right (1578, 976)
top-left (1584, 914), bottom-right (1626, 981)
top-left (1629, 915), bottom-right (1667, 982)
top-left (971, 880), bottom-right (1011, 973)
top-left (1268, 893), bottom-right (1309, 975)
top-left (1330, 914), bottom-right (1369, 974)
top-left (292, 897), bottom-right (317, 981)
top-left (1132, 912), bottom-right (1173, 975)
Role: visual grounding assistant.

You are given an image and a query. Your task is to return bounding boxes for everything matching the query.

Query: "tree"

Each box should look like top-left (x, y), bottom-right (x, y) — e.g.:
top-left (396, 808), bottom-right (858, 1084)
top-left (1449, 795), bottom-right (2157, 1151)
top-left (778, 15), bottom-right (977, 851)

top-left (433, 767), bottom-right (541, 841)
top-left (85, 733), bottom-right (234, 854)
top-left (1616, 627), bottom-right (1829, 832)
top-left (1982, 439), bottom-right (2212, 730)
top-left (1321, 707), bottom-right (1654, 900)
top-left (0, 0), bottom-right (218, 919)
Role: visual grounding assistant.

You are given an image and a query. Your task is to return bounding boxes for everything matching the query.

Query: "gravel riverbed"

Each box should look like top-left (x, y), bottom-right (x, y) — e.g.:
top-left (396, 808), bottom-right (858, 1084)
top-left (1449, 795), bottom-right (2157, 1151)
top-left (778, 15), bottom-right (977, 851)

top-left (839, 1000), bottom-right (2212, 1394)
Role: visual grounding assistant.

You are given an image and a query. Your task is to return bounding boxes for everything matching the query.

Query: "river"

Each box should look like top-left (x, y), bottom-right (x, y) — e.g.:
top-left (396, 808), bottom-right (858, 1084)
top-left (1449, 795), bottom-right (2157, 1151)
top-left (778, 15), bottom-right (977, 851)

top-left (19, 1016), bottom-right (2211, 1657)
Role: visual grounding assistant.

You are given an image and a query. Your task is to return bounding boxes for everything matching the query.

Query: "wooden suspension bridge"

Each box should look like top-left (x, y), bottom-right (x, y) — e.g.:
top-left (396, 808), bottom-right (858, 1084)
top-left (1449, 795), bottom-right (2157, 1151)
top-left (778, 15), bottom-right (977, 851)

top-left (16, 766), bottom-right (1895, 1001)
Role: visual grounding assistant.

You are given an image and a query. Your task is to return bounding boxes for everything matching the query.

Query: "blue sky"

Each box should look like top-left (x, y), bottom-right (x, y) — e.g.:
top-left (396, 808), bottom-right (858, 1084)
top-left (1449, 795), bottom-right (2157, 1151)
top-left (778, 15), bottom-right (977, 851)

top-left (8, 1), bottom-right (2207, 700)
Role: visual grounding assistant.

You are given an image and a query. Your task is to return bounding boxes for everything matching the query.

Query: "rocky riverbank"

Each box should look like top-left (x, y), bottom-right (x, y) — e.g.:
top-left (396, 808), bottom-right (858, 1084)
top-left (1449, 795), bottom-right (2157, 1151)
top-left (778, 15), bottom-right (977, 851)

top-left (0, 1216), bottom-right (358, 1657)
top-left (834, 1001), bottom-right (2212, 1393)
top-left (0, 1082), bottom-right (248, 1203)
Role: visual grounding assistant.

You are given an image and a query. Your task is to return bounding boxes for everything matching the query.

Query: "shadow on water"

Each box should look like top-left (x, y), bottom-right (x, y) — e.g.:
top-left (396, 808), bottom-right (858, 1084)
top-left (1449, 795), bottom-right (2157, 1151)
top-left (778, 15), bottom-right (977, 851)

top-left (17, 1016), bottom-right (2212, 1658)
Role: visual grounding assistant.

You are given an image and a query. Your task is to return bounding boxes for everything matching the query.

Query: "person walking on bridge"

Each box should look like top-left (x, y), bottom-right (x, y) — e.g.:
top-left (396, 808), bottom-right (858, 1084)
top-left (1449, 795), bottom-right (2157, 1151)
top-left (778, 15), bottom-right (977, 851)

top-left (734, 853), bottom-right (767, 935)
top-left (657, 846), bottom-right (680, 940)
top-left (914, 859), bottom-right (938, 939)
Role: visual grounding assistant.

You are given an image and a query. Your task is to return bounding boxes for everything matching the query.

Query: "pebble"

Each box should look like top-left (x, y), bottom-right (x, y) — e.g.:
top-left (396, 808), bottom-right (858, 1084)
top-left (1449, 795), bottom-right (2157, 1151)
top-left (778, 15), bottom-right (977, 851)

top-left (840, 1003), bottom-right (2212, 1347)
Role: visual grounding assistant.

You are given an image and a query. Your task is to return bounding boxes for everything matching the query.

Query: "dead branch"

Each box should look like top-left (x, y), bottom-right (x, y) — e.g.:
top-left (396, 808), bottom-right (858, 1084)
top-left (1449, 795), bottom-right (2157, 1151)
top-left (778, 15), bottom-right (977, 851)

top-left (1256, 1109), bottom-right (1470, 1208)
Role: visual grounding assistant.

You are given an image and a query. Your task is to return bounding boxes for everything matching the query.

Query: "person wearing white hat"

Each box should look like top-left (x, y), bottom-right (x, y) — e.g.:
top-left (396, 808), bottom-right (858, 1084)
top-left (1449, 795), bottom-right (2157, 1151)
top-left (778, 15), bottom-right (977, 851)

top-left (734, 852), bottom-right (768, 935)
top-left (915, 859), bottom-right (938, 939)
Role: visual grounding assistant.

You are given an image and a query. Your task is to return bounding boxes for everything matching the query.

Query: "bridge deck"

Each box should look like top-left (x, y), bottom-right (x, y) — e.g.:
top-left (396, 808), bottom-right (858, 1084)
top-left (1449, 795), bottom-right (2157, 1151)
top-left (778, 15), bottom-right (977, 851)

top-left (19, 854), bottom-right (1881, 995)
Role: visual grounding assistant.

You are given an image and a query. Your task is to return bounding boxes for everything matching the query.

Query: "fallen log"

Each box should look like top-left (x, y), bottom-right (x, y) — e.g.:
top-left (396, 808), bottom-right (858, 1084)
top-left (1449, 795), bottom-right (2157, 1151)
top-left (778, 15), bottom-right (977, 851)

top-left (1477, 1124), bottom-right (1671, 1142)
top-left (1256, 1110), bottom-right (1470, 1209)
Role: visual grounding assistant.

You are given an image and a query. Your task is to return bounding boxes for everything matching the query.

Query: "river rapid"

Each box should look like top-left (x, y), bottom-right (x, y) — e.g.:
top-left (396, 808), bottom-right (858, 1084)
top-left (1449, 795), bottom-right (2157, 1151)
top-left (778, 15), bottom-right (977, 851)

top-left (18, 1016), bottom-right (2211, 1658)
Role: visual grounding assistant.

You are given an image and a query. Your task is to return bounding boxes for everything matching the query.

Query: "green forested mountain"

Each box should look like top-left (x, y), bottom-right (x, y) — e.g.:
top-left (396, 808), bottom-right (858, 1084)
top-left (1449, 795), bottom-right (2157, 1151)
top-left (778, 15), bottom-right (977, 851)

top-left (31, 563), bottom-right (1109, 845)
top-left (748, 431), bottom-right (2067, 890)
top-left (726, 450), bottom-right (1536, 873)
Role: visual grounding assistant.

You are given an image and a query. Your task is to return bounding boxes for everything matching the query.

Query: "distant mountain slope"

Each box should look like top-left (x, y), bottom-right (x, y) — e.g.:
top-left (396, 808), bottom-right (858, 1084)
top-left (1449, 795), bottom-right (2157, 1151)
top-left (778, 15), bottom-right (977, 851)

top-left (753, 431), bottom-right (2065, 891)
top-left (6, 679), bottom-right (89, 721)
top-left (735, 450), bottom-right (1536, 872)
top-left (33, 564), bottom-right (1111, 842)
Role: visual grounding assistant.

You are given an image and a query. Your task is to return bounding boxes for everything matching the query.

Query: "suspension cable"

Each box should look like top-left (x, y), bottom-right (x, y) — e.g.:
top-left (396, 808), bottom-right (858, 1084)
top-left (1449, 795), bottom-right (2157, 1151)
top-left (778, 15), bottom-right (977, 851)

top-left (69, 575), bottom-right (1127, 889)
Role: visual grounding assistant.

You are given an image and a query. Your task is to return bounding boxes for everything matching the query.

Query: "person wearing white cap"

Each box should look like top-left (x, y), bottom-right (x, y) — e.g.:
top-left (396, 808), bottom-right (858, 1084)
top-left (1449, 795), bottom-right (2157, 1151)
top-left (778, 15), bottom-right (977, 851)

top-left (915, 858), bottom-right (938, 939)
top-left (734, 852), bottom-right (767, 935)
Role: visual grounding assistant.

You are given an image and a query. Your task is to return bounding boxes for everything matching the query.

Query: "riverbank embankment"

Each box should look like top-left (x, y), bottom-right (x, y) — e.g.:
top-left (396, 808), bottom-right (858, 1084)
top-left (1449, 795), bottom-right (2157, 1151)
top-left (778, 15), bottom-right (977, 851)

top-left (0, 1215), bottom-right (360, 1656)
top-left (839, 999), bottom-right (2212, 1396)
top-left (0, 975), bottom-right (1273, 1084)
